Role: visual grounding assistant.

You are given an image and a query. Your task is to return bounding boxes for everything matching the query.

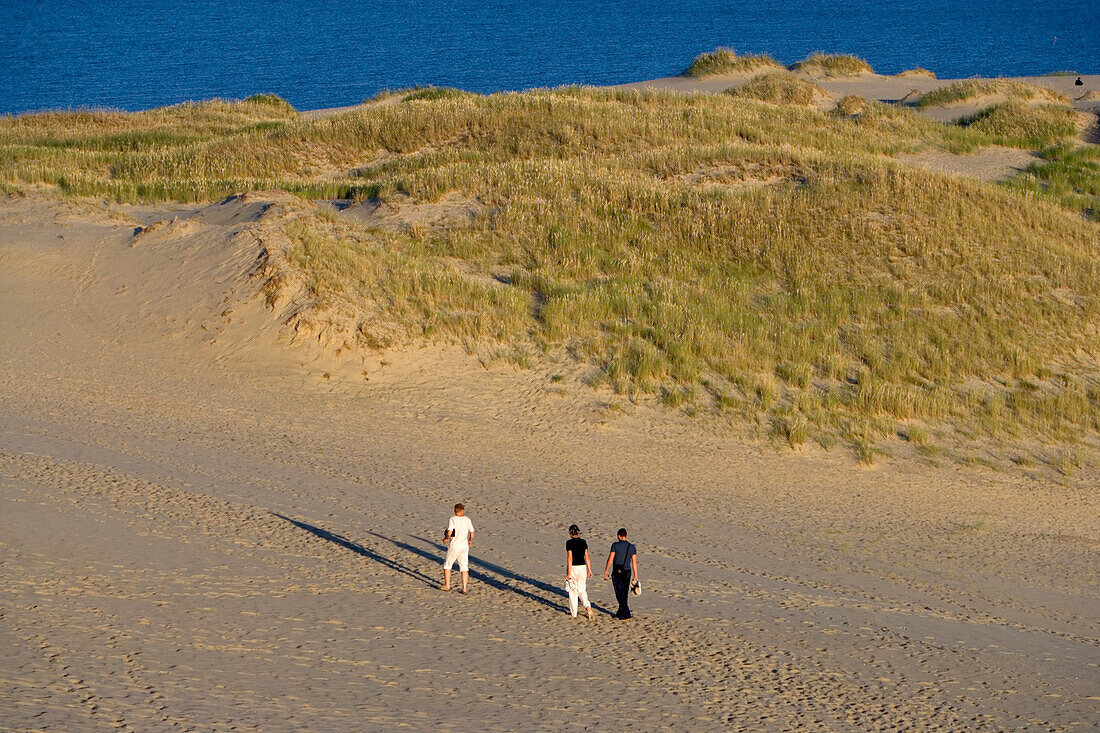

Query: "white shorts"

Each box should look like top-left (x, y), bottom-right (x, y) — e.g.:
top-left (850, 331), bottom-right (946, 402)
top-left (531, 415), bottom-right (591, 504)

top-left (443, 544), bottom-right (469, 572)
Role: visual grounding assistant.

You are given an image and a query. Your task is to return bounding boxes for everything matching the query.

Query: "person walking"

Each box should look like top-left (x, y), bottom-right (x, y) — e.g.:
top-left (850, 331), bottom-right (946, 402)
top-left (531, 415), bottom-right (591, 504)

top-left (603, 528), bottom-right (638, 620)
top-left (442, 503), bottom-right (475, 594)
top-left (565, 524), bottom-right (594, 620)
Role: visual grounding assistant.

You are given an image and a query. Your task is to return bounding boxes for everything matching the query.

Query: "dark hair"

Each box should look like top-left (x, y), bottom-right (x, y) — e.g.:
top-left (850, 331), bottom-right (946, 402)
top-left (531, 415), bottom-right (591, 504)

top-left (568, 524), bottom-right (579, 535)
top-left (454, 503), bottom-right (464, 513)
top-left (617, 528), bottom-right (627, 538)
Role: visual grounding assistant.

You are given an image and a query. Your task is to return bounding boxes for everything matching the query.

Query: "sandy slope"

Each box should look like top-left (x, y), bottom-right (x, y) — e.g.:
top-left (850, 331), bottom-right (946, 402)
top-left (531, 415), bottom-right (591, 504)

top-left (1, 193), bottom-right (1098, 732)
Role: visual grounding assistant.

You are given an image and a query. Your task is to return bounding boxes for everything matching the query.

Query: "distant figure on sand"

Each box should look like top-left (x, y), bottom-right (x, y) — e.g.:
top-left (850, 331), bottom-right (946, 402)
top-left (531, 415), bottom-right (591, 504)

top-left (604, 528), bottom-right (638, 620)
top-left (565, 524), bottom-right (594, 620)
top-left (442, 503), bottom-right (475, 594)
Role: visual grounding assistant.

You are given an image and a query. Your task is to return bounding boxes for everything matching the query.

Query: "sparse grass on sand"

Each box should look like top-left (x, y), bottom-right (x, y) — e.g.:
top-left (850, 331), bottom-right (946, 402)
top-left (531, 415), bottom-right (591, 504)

top-left (791, 53), bottom-right (874, 77)
top-left (684, 48), bottom-right (782, 78)
top-left (1, 88), bottom-right (1097, 460)
top-left (726, 72), bottom-right (824, 106)
top-left (914, 80), bottom-right (1083, 150)
top-left (915, 80), bottom-right (1068, 108)
top-left (959, 101), bottom-right (1082, 149)
top-left (1003, 143), bottom-right (1100, 220)
top-left (897, 68), bottom-right (936, 79)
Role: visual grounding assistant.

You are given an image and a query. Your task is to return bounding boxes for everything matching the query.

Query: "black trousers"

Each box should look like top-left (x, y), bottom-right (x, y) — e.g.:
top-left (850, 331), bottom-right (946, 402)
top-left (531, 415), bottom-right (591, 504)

top-left (611, 565), bottom-right (632, 619)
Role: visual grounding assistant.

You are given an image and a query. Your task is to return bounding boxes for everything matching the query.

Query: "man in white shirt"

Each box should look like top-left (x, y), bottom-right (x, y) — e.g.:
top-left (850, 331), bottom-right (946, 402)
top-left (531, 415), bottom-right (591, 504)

top-left (442, 503), bottom-right (475, 594)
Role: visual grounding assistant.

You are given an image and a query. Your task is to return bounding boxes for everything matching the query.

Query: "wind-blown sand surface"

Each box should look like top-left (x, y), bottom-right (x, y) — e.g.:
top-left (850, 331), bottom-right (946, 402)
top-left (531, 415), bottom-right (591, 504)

top-left (1, 189), bottom-right (1097, 732)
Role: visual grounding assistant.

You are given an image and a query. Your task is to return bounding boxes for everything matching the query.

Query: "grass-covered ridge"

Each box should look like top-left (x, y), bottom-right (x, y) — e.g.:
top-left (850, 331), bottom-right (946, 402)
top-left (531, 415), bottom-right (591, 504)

top-left (913, 80), bottom-right (1083, 150)
top-left (916, 80), bottom-right (1068, 108)
top-left (684, 49), bottom-right (783, 78)
top-left (2, 89), bottom-right (1098, 459)
top-left (896, 68), bottom-right (936, 79)
top-left (1003, 144), bottom-right (1100, 221)
top-left (791, 53), bottom-right (874, 77)
top-left (959, 101), bottom-right (1082, 149)
top-left (727, 72), bottom-right (826, 106)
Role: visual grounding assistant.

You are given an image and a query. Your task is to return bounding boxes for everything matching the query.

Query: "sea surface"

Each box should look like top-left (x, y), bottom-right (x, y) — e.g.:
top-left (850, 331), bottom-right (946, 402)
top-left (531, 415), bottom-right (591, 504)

top-left (1, 0), bottom-right (1097, 115)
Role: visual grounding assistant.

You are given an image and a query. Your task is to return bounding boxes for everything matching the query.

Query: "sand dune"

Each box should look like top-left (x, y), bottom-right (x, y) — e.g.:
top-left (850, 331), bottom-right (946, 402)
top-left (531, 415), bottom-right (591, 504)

top-left (1, 190), bottom-right (1098, 730)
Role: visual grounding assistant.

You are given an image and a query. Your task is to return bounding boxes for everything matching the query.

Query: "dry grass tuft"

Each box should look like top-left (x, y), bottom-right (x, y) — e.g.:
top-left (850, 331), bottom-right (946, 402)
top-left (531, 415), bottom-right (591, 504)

top-left (684, 48), bottom-right (783, 78)
top-left (896, 68), bottom-right (936, 79)
top-left (916, 80), bottom-right (1068, 108)
top-left (791, 53), bottom-right (874, 77)
top-left (959, 101), bottom-right (1083, 149)
top-left (834, 95), bottom-right (869, 116)
top-left (727, 72), bottom-right (826, 107)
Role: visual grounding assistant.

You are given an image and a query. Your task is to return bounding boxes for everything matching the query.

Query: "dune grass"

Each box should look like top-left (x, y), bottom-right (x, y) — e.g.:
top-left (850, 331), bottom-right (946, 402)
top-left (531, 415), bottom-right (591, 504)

top-left (791, 53), bottom-right (874, 77)
top-left (897, 68), bottom-right (936, 79)
top-left (684, 49), bottom-right (783, 78)
top-left (916, 80), bottom-right (1068, 108)
top-left (401, 86), bottom-right (477, 102)
top-left (958, 101), bottom-right (1082, 149)
top-left (834, 95), bottom-right (869, 116)
top-left (1, 88), bottom-right (1097, 459)
top-left (1003, 144), bottom-right (1100, 220)
top-left (726, 72), bottom-right (824, 106)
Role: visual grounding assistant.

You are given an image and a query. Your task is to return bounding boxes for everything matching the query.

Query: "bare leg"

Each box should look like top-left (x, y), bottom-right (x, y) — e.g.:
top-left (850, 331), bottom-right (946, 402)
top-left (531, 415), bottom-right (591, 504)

top-left (460, 570), bottom-right (469, 594)
top-left (442, 568), bottom-right (451, 590)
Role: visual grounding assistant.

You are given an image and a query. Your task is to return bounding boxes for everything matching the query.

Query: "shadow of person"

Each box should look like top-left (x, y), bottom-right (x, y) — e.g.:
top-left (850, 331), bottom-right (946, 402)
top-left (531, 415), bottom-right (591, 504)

top-left (368, 532), bottom-right (613, 616)
top-left (272, 513), bottom-right (439, 588)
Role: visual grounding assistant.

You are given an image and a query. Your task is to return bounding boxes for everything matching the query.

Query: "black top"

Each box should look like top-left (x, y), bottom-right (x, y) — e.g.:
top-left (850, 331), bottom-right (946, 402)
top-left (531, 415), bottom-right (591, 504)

top-left (566, 537), bottom-right (588, 566)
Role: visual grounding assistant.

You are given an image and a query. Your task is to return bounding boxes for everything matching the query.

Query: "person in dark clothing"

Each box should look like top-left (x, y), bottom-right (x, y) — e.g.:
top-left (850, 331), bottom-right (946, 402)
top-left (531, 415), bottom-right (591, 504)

top-left (603, 528), bottom-right (638, 620)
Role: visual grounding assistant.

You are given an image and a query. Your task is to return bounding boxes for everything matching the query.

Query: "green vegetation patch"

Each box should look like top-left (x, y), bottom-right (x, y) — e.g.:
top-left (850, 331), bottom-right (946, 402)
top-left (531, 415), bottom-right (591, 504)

top-left (727, 72), bottom-right (825, 106)
top-left (791, 53), bottom-right (874, 77)
top-left (1003, 144), bottom-right (1100, 220)
top-left (684, 48), bottom-right (782, 78)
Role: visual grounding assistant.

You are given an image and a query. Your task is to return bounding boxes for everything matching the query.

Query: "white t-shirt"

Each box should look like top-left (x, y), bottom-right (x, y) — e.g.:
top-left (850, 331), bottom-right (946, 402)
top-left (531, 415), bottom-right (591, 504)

top-left (447, 515), bottom-right (474, 547)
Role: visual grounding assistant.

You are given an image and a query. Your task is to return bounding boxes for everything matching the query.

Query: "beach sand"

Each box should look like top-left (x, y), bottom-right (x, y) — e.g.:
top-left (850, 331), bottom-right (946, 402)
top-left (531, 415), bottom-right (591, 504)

top-left (1, 187), bottom-right (1097, 731)
top-left (5, 63), bottom-right (1100, 729)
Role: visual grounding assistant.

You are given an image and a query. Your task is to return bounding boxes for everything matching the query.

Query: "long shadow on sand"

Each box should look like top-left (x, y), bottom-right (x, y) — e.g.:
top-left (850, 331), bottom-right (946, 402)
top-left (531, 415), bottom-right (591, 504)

top-left (273, 513), bottom-right (439, 588)
top-left (371, 532), bottom-right (613, 616)
top-left (275, 513), bottom-right (608, 615)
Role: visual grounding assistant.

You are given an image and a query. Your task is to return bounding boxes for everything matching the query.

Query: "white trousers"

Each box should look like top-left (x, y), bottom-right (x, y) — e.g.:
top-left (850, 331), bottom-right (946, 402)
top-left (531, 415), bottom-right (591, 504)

top-left (568, 565), bottom-right (591, 617)
top-left (444, 543), bottom-right (469, 572)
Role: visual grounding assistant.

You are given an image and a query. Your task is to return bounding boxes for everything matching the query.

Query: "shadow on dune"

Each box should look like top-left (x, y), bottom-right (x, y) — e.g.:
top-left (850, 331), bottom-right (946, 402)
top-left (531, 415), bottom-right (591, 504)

top-left (371, 532), bottom-right (613, 616)
top-left (274, 512), bottom-right (610, 615)
top-left (272, 513), bottom-right (439, 588)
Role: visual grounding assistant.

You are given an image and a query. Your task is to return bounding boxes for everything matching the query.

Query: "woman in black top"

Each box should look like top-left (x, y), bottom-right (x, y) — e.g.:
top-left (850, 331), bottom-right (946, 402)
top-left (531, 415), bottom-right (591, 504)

top-left (565, 524), bottom-right (594, 619)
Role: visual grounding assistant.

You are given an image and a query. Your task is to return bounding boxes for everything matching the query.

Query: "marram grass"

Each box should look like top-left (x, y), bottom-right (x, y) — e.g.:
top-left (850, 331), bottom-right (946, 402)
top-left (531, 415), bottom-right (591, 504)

top-left (1, 88), bottom-right (1097, 460)
top-left (727, 72), bottom-right (825, 106)
top-left (791, 53), bottom-right (874, 77)
top-left (916, 79), bottom-right (1068, 108)
top-left (684, 48), bottom-right (782, 78)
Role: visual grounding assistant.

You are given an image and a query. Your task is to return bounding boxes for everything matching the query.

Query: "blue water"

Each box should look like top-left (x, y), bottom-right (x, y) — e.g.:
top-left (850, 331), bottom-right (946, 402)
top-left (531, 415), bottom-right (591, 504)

top-left (1, 1), bottom-right (1097, 115)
